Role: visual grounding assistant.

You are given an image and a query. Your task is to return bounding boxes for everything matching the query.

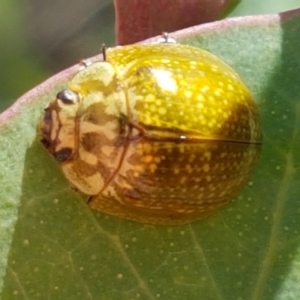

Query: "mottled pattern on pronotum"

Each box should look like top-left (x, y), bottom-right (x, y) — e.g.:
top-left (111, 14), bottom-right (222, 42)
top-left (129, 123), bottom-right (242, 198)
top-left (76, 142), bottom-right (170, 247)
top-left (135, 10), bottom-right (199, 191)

top-left (40, 40), bottom-right (262, 225)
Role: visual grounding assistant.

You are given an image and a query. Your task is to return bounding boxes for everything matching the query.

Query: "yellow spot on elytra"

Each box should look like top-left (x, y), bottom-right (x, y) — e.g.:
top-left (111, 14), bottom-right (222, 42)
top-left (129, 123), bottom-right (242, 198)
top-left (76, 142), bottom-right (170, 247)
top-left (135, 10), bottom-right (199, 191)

top-left (145, 94), bottom-right (156, 103)
top-left (180, 176), bottom-right (187, 184)
top-left (204, 151), bottom-right (212, 160)
top-left (203, 163), bottom-right (210, 172)
top-left (201, 86), bottom-right (209, 93)
top-left (184, 90), bottom-right (193, 98)
top-left (197, 103), bottom-right (204, 109)
top-left (143, 143), bottom-right (152, 153)
top-left (221, 152), bottom-right (227, 158)
top-left (134, 165), bottom-right (144, 172)
top-left (174, 168), bottom-right (180, 175)
top-left (149, 164), bottom-right (157, 173)
top-left (206, 175), bottom-right (212, 182)
top-left (158, 107), bottom-right (167, 115)
top-left (143, 155), bottom-right (153, 163)
top-left (228, 84), bottom-right (234, 90)
top-left (197, 94), bottom-right (204, 101)
top-left (186, 164), bottom-right (193, 173)
top-left (154, 157), bottom-right (161, 163)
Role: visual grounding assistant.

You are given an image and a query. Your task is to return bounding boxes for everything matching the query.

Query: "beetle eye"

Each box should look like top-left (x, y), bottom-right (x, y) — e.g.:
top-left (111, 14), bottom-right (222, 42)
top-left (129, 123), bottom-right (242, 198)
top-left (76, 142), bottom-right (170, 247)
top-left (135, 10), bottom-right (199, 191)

top-left (54, 147), bottom-right (73, 162)
top-left (56, 89), bottom-right (80, 105)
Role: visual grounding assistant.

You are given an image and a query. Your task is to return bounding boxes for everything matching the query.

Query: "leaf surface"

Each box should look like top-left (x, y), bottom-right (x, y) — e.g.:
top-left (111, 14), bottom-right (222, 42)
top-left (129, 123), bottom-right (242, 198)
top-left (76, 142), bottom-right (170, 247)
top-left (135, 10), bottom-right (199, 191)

top-left (1, 9), bottom-right (300, 300)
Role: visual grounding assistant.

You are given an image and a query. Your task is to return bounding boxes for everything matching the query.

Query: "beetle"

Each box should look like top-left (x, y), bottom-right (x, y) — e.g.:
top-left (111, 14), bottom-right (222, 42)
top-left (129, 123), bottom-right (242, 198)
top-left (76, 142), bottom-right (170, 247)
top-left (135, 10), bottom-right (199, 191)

top-left (40, 35), bottom-right (262, 225)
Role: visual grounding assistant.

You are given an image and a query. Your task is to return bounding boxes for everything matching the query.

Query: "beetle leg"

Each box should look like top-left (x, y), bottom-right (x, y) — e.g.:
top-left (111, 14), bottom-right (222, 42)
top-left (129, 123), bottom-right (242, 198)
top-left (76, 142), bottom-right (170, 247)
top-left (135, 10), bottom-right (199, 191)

top-left (156, 32), bottom-right (177, 44)
top-left (119, 113), bottom-right (145, 141)
top-left (101, 44), bottom-right (107, 61)
top-left (128, 122), bottom-right (145, 141)
top-left (78, 59), bottom-right (92, 70)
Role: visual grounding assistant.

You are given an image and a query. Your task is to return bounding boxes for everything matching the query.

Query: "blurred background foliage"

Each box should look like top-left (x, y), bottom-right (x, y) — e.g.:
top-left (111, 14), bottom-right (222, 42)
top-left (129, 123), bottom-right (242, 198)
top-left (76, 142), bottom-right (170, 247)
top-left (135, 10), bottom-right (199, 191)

top-left (0, 0), bottom-right (299, 112)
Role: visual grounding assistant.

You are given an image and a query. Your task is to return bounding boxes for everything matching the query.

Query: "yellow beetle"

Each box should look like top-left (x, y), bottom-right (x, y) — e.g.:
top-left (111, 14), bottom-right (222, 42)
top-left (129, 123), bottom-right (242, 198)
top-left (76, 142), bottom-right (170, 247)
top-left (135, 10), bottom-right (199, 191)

top-left (40, 36), bottom-right (262, 225)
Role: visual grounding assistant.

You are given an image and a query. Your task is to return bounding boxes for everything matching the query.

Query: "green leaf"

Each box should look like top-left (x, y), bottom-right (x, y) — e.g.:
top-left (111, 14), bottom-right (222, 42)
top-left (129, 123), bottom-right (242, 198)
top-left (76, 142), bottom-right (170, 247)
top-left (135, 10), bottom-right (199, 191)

top-left (1, 8), bottom-right (300, 300)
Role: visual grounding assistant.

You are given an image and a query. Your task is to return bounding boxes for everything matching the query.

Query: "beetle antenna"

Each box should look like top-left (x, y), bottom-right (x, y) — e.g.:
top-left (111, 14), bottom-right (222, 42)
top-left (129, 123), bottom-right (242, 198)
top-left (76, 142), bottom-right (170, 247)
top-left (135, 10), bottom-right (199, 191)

top-left (102, 44), bottom-right (107, 61)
